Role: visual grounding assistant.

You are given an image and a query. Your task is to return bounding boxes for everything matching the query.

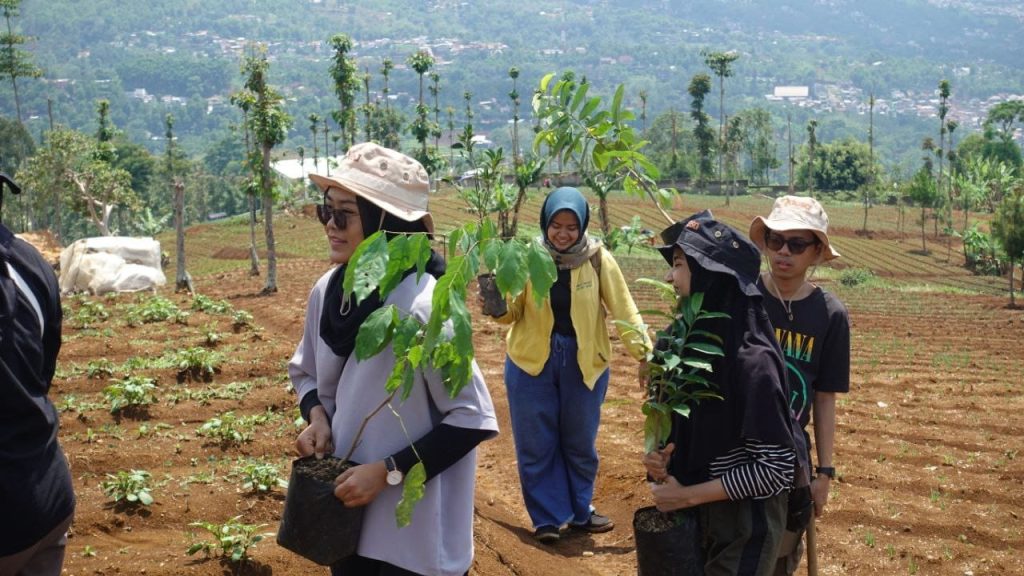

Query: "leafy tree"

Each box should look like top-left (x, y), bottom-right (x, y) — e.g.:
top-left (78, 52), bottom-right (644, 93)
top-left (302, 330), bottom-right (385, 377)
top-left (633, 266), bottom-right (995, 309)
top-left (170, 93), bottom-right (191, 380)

top-left (18, 127), bottom-right (135, 237)
top-left (702, 49), bottom-right (739, 203)
top-left (238, 45), bottom-right (291, 295)
top-left (797, 138), bottom-right (874, 194)
top-left (954, 157), bottom-right (1014, 260)
top-left (645, 109), bottom-right (694, 181)
top-left (380, 57), bottom-right (394, 113)
top-left (735, 107), bottom-right (777, 186)
top-left (984, 100), bottom-right (1024, 145)
top-left (687, 73), bottom-right (713, 191)
top-left (638, 89), bottom-right (648, 135)
top-left (0, 113), bottom-right (33, 175)
top-left (957, 130), bottom-right (1022, 175)
top-left (0, 0), bottom-right (40, 124)
top-left (407, 50), bottom-right (438, 174)
top-left (533, 72), bottom-right (674, 240)
top-left (991, 181), bottom-right (1024, 306)
top-left (806, 119), bottom-right (818, 197)
top-left (509, 67), bottom-right (521, 164)
top-left (230, 89), bottom-right (260, 276)
top-left (328, 34), bottom-right (359, 151)
top-left (308, 113), bottom-right (320, 174)
top-left (907, 165), bottom-right (938, 253)
top-left (936, 80), bottom-right (951, 207)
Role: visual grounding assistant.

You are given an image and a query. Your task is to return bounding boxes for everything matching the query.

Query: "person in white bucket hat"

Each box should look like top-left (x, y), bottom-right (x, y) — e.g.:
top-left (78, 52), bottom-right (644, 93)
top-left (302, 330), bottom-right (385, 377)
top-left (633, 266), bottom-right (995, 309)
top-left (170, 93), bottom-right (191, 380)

top-left (749, 196), bottom-right (850, 576)
top-left (289, 143), bottom-right (498, 576)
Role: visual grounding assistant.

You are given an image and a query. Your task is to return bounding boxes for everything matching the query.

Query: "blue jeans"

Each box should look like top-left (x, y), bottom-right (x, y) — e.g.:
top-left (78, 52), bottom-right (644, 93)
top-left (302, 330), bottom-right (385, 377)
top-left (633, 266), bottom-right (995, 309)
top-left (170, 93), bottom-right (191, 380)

top-left (504, 333), bottom-right (609, 529)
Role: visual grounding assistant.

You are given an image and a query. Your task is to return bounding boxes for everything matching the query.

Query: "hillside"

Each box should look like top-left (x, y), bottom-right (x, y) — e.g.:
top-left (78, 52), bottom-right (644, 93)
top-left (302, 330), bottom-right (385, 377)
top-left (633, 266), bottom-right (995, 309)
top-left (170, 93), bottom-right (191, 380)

top-left (5, 0), bottom-right (1023, 164)
top-left (45, 192), bottom-right (1024, 576)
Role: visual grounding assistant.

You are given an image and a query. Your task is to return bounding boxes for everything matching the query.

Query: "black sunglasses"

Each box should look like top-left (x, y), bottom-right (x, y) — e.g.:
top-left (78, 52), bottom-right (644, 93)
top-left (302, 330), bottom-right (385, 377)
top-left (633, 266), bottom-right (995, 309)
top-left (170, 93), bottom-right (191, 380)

top-left (316, 203), bottom-right (353, 229)
top-left (765, 232), bottom-right (819, 255)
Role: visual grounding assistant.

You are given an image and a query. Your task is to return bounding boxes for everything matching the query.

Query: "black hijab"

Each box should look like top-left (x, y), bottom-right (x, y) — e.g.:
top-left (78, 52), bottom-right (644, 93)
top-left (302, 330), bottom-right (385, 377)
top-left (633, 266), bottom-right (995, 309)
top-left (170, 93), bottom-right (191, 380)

top-left (319, 196), bottom-right (445, 358)
top-left (665, 257), bottom-right (797, 485)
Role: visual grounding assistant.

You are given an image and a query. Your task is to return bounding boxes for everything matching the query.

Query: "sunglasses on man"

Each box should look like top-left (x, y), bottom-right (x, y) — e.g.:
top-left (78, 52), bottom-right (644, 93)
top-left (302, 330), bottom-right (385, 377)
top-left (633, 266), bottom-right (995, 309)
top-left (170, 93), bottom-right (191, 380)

top-left (764, 231), bottom-right (820, 255)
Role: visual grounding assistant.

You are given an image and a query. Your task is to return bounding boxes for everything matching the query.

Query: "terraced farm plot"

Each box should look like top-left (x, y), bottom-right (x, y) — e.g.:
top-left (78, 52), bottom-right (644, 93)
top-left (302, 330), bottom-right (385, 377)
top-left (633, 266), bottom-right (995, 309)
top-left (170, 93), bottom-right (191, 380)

top-left (48, 192), bottom-right (1022, 576)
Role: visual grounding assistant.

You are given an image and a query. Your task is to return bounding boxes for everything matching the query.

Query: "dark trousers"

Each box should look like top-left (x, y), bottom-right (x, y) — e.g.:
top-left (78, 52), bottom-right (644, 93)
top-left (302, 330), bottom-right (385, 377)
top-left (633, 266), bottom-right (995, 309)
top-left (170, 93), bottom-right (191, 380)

top-left (330, 555), bottom-right (468, 576)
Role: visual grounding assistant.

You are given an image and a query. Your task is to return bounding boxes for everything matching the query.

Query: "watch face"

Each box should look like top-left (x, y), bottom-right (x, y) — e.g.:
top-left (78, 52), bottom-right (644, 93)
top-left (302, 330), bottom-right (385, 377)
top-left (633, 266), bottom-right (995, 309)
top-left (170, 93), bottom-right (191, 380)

top-left (387, 469), bottom-right (403, 485)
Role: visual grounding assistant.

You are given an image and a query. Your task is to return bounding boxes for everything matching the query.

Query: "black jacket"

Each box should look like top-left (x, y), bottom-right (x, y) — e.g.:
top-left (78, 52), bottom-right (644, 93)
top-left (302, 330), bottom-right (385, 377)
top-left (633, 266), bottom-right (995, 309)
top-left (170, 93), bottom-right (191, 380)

top-left (0, 224), bottom-right (75, 555)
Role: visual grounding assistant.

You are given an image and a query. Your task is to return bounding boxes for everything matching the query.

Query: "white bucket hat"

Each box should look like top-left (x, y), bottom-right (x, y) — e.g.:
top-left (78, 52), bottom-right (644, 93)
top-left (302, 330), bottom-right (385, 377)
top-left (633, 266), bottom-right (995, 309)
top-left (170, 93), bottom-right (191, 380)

top-left (749, 195), bottom-right (840, 262)
top-left (308, 142), bottom-right (434, 234)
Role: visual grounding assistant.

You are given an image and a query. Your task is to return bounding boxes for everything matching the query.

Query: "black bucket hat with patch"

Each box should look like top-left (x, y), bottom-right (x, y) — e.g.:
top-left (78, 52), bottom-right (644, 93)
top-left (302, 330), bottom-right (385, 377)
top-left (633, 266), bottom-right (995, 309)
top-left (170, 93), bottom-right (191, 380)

top-left (657, 209), bottom-right (762, 298)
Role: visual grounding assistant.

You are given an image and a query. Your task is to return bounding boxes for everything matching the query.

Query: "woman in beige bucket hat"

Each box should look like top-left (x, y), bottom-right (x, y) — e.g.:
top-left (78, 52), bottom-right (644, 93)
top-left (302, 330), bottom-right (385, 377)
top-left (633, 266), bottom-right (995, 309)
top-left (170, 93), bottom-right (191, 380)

top-left (288, 143), bottom-right (498, 576)
top-left (749, 196), bottom-right (850, 576)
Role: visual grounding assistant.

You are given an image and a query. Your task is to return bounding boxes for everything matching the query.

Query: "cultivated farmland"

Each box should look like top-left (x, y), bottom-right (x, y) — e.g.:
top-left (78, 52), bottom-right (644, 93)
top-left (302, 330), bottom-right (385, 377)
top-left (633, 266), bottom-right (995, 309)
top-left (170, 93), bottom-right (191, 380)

top-left (47, 190), bottom-right (1023, 576)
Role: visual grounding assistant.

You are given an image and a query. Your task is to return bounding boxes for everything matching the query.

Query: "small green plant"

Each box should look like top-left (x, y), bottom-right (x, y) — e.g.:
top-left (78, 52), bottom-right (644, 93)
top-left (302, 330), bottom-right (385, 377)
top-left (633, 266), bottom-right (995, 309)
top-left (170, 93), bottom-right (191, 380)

top-left (231, 309), bottom-right (254, 331)
top-left (191, 294), bottom-right (233, 315)
top-left (625, 287), bottom-right (726, 454)
top-left (186, 515), bottom-right (270, 563)
top-left (100, 469), bottom-right (155, 506)
top-left (838, 267), bottom-right (876, 287)
top-left (172, 347), bottom-right (223, 381)
top-left (125, 296), bottom-right (189, 326)
top-left (81, 545), bottom-right (97, 558)
top-left (201, 323), bottom-right (223, 347)
top-left (197, 411), bottom-right (267, 445)
top-left (71, 299), bottom-right (110, 329)
top-left (233, 460), bottom-right (288, 493)
top-left (864, 530), bottom-right (876, 548)
top-left (103, 376), bottom-right (158, 413)
top-left (86, 358), bottom-right (116, 379)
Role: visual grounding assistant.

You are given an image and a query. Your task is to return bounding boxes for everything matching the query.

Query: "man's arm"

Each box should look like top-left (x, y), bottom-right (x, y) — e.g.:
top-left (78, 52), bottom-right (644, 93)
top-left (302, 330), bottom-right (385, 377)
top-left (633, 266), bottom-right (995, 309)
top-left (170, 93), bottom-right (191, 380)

top-left (811, 391), bottom-right (837, 516)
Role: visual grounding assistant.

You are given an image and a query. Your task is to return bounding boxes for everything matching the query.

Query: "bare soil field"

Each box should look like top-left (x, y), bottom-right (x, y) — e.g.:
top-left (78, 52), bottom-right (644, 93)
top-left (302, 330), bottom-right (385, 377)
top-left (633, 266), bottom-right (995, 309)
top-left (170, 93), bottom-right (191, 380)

top-left (40, 202), bottom-right (1024, 576)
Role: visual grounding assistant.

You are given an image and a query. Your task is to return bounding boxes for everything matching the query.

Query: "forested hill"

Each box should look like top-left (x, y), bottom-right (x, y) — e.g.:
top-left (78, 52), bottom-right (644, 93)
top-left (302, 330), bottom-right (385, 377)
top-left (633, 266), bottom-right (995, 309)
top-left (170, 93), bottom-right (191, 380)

top-left (5, 0), bottom-right (1023, 156)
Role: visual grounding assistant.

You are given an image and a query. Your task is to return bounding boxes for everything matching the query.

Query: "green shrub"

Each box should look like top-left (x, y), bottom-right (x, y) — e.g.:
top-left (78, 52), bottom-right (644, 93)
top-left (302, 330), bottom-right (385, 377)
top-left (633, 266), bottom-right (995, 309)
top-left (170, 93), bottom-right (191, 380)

top-left (231, 309), bottom-right (255, 332)
top-left (233, 460), bottom-right (288, 493)
top-left (125, 296), bottom-right (189, 326)
top-left (172, 347), bottom-right (223, 381)
top-left (191, 294), bottom-right (233, 315)
top-left (197, 411), bottom-right (267, 444)
top-left (100, 469), bottom-right (155, 506)
top-left (838, 267), bottom-right (876, 287)
top-left (86, 358), bottom-right (116, 379)
top-left (103, 376), bottom-right (158, 413)
top-left (186, 515), bottom-right (270, 563)
top-left (71, 299), bottom-right (110, 329)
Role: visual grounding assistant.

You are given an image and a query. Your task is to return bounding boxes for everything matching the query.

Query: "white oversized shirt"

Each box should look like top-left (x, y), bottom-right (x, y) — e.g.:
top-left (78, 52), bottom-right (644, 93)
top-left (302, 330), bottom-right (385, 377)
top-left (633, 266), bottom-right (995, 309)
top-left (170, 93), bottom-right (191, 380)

top-left (289, 268), bottom-right (498, 576)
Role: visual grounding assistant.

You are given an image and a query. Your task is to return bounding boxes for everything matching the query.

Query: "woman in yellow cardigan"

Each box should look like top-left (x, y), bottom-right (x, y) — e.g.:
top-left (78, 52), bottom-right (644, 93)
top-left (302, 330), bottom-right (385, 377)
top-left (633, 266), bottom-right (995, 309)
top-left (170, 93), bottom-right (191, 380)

top-left (488, 186), bottom-right (650, 543)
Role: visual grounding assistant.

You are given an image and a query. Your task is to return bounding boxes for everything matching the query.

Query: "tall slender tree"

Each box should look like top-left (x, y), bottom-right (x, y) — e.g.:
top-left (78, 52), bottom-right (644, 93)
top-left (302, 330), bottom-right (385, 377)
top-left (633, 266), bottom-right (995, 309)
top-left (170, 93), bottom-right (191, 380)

top-left (0, 0), bottom-right (41, 125)
top-left (239, 45), bottom-right (291, 294)
top-left (380, 57), bottom-right (394, 112)
top-left (638, 89), bottom-right (648, 135)
top-left (806, 119), bottom-right (818, 197)
top-left (702, 49), bottom-right (740, 203)
top-left (407, 49), bottom-right (436, 173)
top-left (329, 34), bottom-right (359, 152)
top-left (429, 71), bottom-right (442, 155)
top-left (688, 73), bottom-right (713, 191)
top-left (308, 113), bottom-right (320, 174)
top-left (509, 67), bottom-right (521, 164)
top-left (865, 92), bottom-right (875, 232)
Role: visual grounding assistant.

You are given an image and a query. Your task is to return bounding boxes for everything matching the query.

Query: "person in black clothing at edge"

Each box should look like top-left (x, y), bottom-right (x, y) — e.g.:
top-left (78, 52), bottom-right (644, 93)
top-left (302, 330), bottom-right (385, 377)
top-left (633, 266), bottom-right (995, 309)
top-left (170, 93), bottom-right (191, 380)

top-left (644, 211), bottom-right (802, 575)
top-left (0, 174), bottom-right (75, 576)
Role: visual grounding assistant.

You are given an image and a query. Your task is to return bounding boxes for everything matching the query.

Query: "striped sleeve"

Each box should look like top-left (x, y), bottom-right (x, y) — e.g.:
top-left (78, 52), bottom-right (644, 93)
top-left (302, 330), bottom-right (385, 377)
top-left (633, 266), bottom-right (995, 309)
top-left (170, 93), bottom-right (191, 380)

top-left (708, 440), bottom-right (796, 501)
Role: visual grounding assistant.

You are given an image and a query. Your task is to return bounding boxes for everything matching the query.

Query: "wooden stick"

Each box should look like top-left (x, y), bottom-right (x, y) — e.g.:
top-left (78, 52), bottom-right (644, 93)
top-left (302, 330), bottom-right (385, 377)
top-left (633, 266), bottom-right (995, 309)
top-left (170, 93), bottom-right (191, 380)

top-left (806, 513), bottom-right (818, 576)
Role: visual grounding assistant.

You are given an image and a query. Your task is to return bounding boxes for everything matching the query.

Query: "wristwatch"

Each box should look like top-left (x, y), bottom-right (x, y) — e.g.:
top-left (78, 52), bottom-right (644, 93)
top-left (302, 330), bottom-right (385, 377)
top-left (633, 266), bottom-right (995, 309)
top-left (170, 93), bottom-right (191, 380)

top-left (385, 456), bottom-right (404, 486)
top-left (815, 466), bottom-right (836, 480)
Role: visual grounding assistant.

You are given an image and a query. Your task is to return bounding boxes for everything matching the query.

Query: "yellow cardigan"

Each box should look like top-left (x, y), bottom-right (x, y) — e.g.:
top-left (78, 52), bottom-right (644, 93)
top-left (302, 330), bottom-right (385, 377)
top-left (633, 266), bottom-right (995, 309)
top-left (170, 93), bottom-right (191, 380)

top-left (495, 247), bottom-right (651, 389)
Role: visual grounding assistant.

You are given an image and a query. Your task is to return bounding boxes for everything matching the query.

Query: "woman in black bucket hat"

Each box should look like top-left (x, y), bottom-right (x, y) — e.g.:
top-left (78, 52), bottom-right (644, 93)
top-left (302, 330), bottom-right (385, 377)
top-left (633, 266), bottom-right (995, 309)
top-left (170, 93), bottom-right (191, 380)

top-left (643, 210), bottom-right (803, 576)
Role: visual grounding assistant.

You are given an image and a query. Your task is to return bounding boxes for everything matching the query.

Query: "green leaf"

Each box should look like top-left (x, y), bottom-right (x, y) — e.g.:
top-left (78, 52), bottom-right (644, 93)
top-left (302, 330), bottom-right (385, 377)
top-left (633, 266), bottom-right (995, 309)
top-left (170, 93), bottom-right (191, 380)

top-left (570, 82), bottom-right (589, 113)
top-left (525, 241), bottom-right (557, 307)
top-left (138, 491), bottom-right (154, 506)
top-left (495, 241), bottom-right (529, 300)
top-left (379, 235), bottom-right (410, 297)
top-left (344, 232), bottom-right (389, 304)
top-left (684, 341), bottom-right (725, 356)
top-left (643, 411), bottom-right (671, 454)
top-left (672, 405), bottom-right (691, 419)
top-left (682, 359), bottom-right (713, 372)
top-left (396, 462), bottom-right (427, 528)
top-left (355, 306), bottom-right (397, 360)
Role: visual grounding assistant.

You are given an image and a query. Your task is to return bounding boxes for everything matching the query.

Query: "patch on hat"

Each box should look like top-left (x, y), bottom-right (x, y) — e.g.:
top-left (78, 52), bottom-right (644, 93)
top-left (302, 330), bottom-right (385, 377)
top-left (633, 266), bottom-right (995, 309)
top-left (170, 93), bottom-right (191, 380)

top-left (686, 220), bottom-right (700, 231)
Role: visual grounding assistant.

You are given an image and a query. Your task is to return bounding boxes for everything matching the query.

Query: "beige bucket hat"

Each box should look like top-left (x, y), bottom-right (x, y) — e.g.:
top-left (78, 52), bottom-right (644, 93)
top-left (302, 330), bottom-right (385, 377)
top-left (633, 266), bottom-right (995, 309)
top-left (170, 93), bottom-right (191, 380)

top-left (749, 195), bottom-right (840, 262)
top-left (308, 142), bottom-right (434, 234)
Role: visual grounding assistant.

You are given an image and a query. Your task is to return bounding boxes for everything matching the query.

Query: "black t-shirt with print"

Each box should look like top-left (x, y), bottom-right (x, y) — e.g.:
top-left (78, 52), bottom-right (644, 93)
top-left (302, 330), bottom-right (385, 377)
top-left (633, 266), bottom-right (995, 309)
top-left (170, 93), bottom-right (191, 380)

top-left (757, 277), bottom-right (850, 430)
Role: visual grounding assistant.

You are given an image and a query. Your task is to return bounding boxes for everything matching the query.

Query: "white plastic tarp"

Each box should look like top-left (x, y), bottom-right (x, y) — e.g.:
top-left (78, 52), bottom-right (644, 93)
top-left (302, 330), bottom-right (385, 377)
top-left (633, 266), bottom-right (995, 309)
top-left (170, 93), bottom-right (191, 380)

top-left (59, 236), bottom-right (166, 295)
